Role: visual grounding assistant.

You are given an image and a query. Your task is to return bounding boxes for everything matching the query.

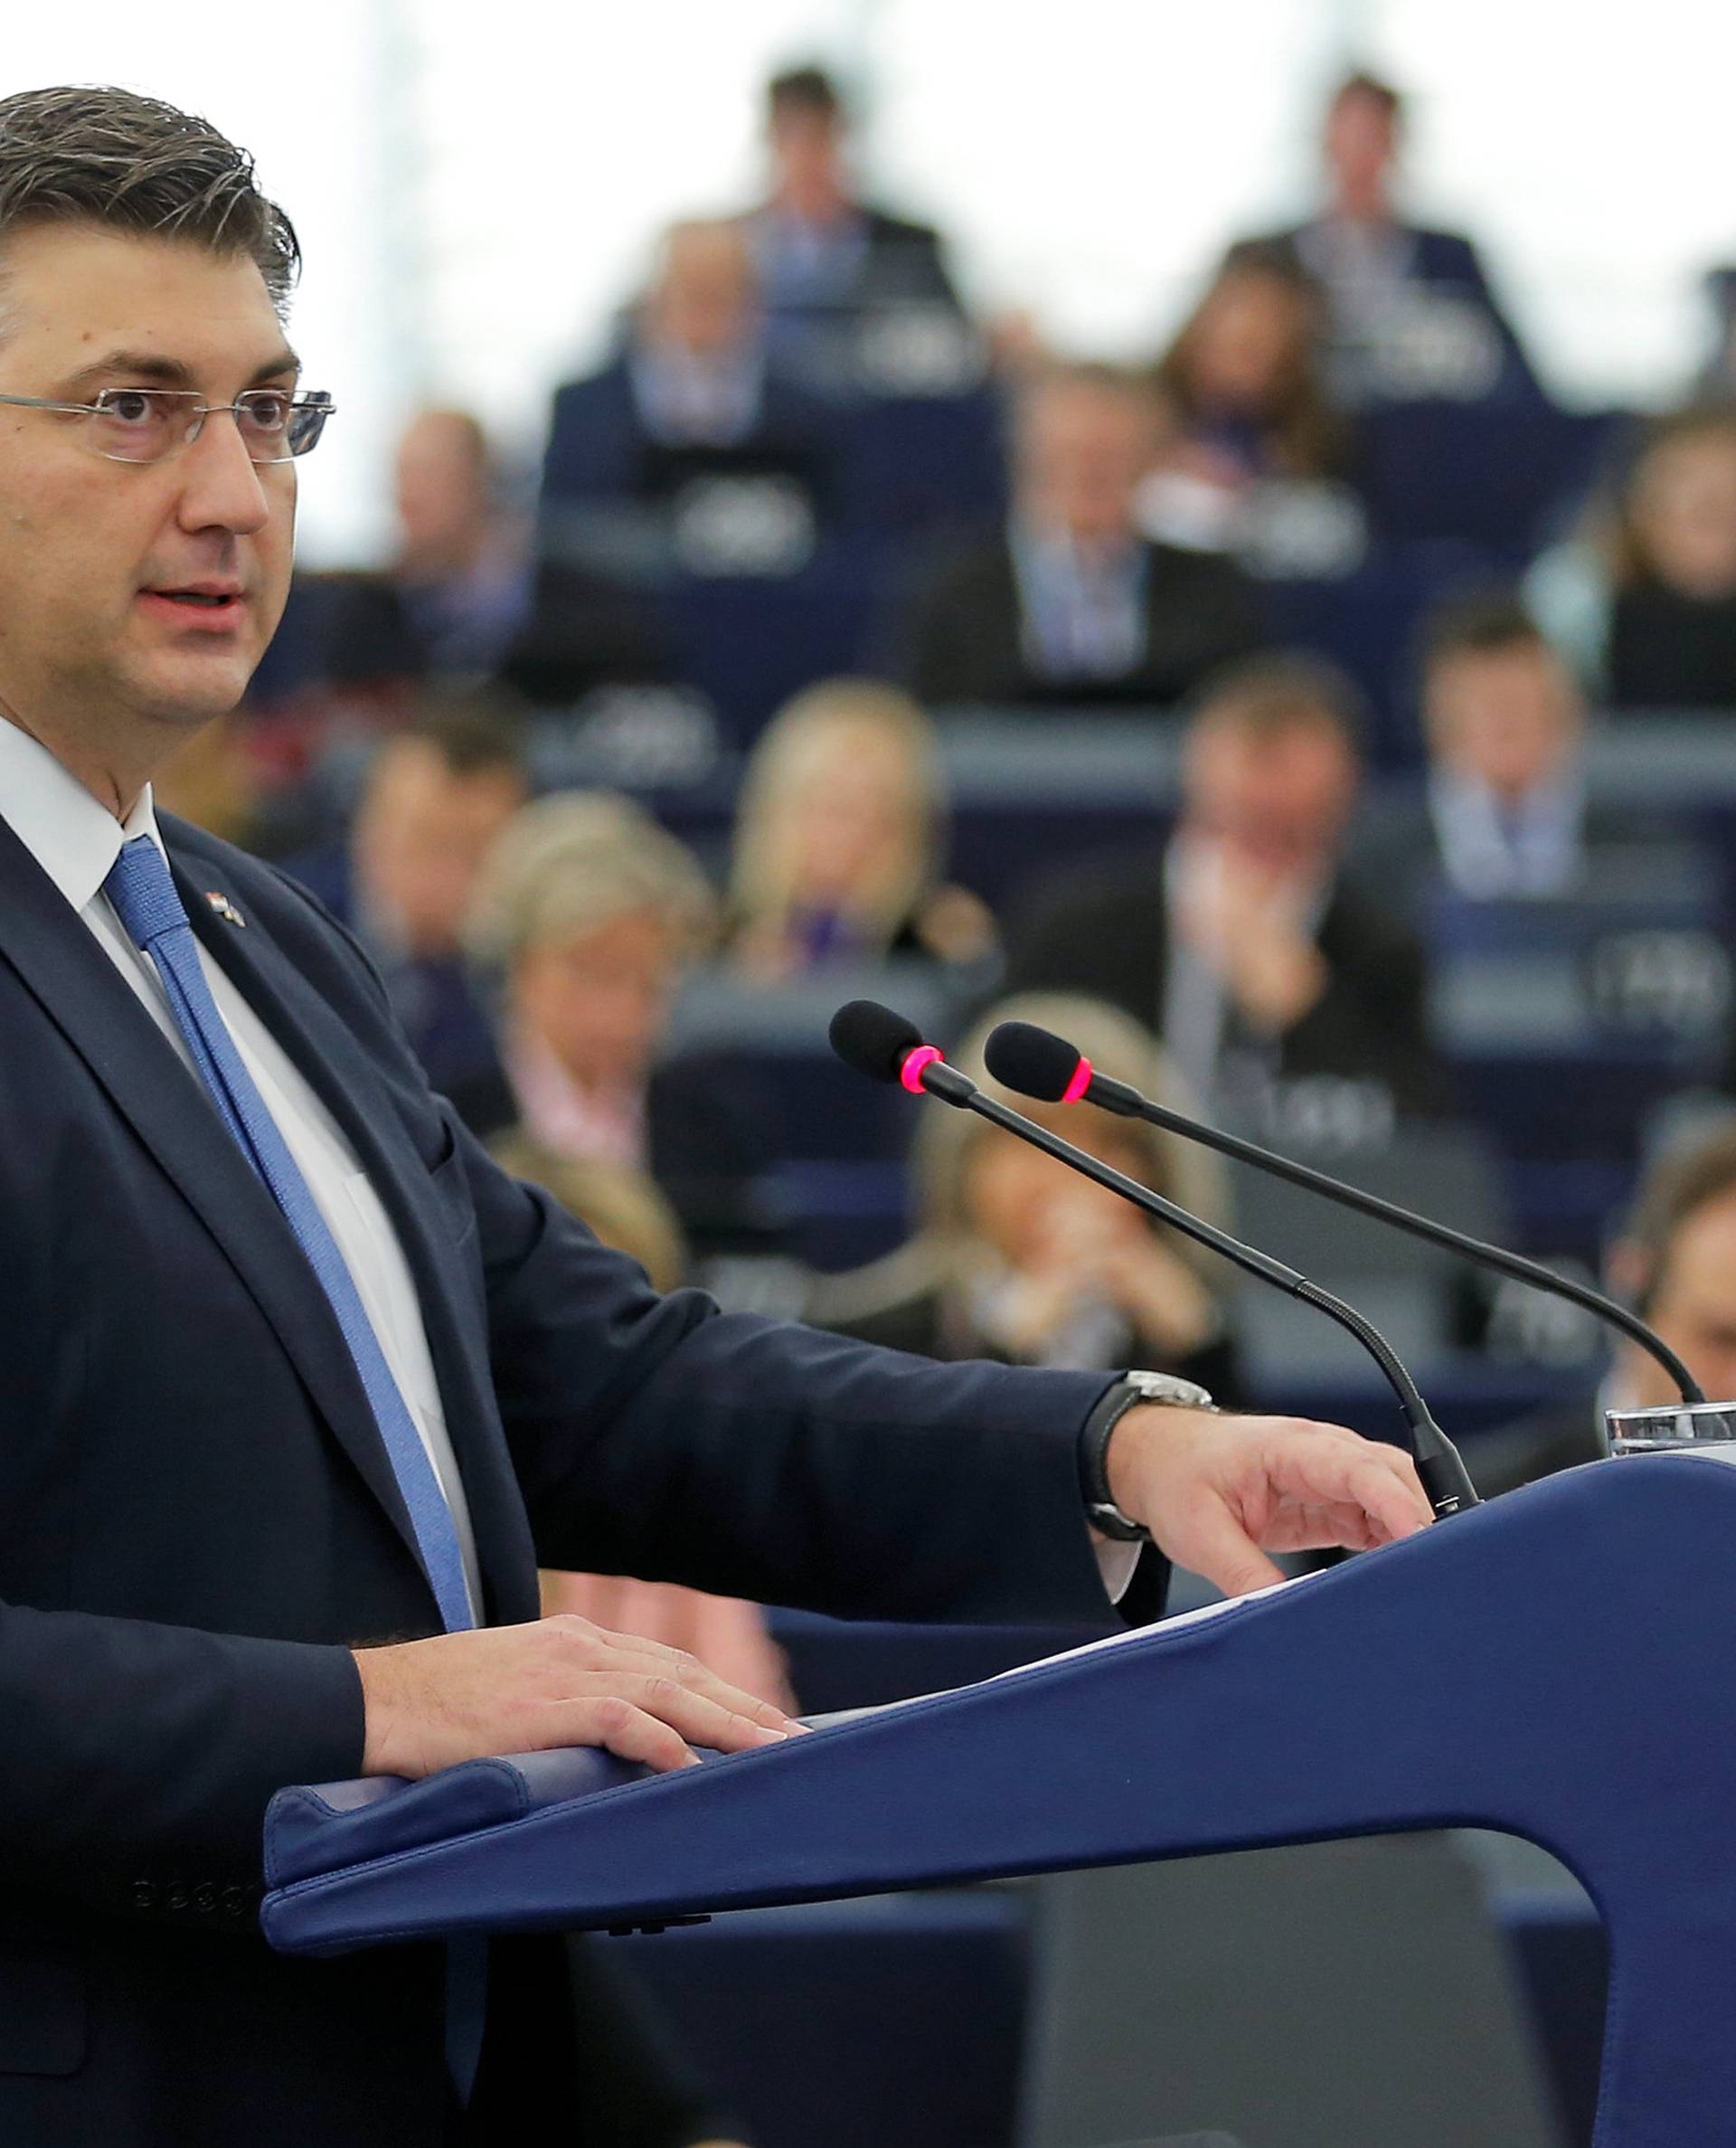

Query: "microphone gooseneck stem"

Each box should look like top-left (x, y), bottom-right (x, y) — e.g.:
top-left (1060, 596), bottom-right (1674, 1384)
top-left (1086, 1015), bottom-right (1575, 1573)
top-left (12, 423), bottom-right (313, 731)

top-left (1092, 1077), bottom-right (1705, 1409)
top-left (949, 1081), bottom-right (1476, 1519)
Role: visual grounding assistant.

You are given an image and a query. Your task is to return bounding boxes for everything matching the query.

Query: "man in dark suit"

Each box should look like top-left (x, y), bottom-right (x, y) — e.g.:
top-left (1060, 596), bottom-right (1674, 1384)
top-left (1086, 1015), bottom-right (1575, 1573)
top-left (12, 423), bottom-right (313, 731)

top-left (0, 84), bottom-right (1431, 2148)
top-left (538, 219), bottom-right (840, 571)
top-left (896, 362), bottom-right (1266, 708)
top-left (748, 64), bottom-right (962, 329)
top-left (281, 695), bottom-right (526, 1102)
top-left (1004, 654), bottom-right (1448, 1122)
top-left (1252, 70), bottom-right (1543, 409)
top-left (1356, 594), bottom-right (1659, 919)
top-left (253, 406), bottom-right (671, 711)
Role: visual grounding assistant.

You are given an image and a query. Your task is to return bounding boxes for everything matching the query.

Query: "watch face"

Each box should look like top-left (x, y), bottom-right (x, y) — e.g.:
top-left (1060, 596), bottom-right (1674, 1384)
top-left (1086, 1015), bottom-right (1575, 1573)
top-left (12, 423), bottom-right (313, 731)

top-left (1126, 1372), bottom-right (1211, 1409)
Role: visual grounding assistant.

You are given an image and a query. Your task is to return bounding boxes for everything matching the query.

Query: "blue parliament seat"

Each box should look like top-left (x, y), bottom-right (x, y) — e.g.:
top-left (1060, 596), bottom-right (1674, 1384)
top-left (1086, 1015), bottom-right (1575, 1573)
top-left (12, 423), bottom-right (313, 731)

top-left (1356, 402), bottom-right (1623, 559)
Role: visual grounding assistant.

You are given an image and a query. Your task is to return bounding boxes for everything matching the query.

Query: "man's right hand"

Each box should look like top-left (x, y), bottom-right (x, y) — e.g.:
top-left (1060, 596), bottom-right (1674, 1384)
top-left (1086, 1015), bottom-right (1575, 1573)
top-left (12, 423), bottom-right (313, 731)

top-left (352, 1615), bottom-right (800, 1778)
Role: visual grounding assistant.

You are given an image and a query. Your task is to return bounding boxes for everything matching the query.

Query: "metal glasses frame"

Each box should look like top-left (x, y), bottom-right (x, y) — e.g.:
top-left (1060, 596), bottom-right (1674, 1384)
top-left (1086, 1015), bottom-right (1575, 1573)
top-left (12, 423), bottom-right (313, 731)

top-left (0, 385), bottom-right (335, 463)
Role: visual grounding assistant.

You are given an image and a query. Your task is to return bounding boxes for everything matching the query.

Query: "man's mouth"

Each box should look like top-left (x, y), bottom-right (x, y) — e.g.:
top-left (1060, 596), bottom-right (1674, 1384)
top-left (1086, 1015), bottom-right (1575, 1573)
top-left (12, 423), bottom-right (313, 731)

top-left (145, 589), bottom-right (243, 608)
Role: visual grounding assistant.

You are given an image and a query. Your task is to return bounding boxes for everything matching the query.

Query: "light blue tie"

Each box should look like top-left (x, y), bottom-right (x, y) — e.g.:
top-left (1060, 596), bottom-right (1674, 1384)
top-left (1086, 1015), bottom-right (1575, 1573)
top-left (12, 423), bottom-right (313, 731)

top-left (105, 837), bottom-right (489, 2098)
top-left (102, 836), bottom-right (475, 1635)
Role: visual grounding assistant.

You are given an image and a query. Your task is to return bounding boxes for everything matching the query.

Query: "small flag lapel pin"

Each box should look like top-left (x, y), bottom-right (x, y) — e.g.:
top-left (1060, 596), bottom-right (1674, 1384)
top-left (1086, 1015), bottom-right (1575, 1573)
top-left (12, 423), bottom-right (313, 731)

top-left (205, 892), bottom-right (246, 927)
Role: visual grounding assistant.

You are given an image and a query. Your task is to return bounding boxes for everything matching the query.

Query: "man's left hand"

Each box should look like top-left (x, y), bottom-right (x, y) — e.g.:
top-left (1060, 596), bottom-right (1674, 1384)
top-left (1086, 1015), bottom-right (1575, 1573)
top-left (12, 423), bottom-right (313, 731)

top-left (1106, 1405), bottom-right (1434, 1598)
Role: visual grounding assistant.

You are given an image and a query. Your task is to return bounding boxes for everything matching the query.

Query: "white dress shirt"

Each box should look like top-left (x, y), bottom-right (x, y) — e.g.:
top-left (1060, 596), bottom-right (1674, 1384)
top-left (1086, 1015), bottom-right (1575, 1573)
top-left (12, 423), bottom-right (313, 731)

top-left (0, 717), bottom-right (482, 1619)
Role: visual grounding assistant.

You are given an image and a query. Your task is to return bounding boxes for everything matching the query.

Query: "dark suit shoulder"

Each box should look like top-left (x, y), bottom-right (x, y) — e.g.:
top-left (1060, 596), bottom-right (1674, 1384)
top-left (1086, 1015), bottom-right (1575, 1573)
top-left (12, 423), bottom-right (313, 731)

top-left (1001, 850), bottom-right (1168, 1018)
top-left (860, 205), bottom-right (947, 251)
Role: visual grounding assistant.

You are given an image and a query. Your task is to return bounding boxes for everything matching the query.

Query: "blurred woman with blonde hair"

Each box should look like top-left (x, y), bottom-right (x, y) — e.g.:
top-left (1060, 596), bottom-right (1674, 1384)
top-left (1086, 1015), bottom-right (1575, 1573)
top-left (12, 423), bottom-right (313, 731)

top-left (812, 993), bottom-right (1240, 1396)
top-left (458, 790), bottom-right (775, 1255)
top-left (726, 677), bottom-right (995, 980)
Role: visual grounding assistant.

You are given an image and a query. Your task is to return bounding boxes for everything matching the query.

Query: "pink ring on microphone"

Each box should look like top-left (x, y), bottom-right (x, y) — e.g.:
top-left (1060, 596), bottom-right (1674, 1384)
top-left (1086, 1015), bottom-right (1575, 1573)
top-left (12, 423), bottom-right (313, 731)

top-left (1061, 1055), bottom-right (1092, 1105)
top-left (900, 1044), bottom-right (944, 1093)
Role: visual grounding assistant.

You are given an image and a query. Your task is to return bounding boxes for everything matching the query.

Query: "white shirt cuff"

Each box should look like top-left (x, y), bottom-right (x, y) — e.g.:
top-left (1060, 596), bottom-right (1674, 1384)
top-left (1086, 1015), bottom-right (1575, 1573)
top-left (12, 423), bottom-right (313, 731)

top-left (1095, 1536), bottom-right (1143, 1605)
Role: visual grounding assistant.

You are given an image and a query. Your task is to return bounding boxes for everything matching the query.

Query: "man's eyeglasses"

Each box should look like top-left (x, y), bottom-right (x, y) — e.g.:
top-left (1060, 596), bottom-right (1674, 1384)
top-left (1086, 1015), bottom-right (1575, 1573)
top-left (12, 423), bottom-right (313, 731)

top-left (0, 386), bottom-right (335, 464)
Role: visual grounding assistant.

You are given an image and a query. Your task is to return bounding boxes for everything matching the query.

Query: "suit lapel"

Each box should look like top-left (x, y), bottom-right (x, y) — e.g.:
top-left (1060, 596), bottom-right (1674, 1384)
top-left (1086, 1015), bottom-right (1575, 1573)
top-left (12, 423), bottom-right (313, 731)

top-left (170, 845), bottom-right (534, 1620)
top-left (0, 816), bottom-right (434, 1589)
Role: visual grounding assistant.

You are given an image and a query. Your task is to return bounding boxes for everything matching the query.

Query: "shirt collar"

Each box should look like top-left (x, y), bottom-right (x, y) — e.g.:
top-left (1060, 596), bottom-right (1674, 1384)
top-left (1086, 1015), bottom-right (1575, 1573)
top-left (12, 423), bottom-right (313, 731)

top-left (0, 713), bottom-right (164, 914)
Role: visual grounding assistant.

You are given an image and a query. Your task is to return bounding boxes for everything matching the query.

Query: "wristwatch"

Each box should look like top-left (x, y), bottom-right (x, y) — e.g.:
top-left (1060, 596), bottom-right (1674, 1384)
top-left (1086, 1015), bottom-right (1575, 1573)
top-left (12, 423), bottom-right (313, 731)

top-left (1077, 1370), bottom-right (1217, 1542)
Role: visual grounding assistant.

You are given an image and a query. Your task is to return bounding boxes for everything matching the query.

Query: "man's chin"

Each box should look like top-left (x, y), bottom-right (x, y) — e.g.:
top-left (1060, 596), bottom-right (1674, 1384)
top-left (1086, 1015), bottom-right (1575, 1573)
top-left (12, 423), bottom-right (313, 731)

top-left (124, 648), bottom-right (261, 730)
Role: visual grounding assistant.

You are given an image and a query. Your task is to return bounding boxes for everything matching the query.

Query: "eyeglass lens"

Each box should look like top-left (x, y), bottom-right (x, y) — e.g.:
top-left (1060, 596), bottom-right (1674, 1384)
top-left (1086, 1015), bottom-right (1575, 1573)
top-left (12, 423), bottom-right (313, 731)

top-left (90, 388), bottom-right (329, 463)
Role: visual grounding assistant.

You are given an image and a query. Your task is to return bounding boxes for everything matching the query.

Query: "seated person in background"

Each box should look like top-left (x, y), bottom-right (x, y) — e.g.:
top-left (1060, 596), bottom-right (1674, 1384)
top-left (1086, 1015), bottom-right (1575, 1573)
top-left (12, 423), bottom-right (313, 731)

top-left (747, 62), bottom-right (962, 330)
top-left (539, 218), bottom-right (837, 546)
top-left (1474, 1117), bottom-right (1736, 1496)
top-left (1003, 654), bottom-right (1448, 1122)
top-left (812, 994), bottom-right (1240, 1398)
top-left (281, 694), bottom-right (527, 1098)
top-left (259, 407), bottom-right (668, 709)
top-left (488, 1133), bottom-right (796, 1715)
top-left (458, 793), bottom-right (777, 1256)
top-left (725, 677), bottom-right (995, 980)
top-left (1141, 241), bottom-right (1364, 576)
top-left (1530, 409), bottom-right (1736, 712)
top-left (1251, 69), bottom-right (1542, 409)
top-left (1361, 594), bottom-right (1620, 911)
top-left (896, 362), bottom-right (1265, 707)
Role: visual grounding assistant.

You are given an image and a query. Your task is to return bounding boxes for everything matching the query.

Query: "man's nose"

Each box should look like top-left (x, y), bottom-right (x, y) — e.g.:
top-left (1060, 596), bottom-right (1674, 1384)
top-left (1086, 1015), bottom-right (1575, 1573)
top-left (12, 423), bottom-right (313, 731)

top-left (174, 408), bottom-right (273, 537)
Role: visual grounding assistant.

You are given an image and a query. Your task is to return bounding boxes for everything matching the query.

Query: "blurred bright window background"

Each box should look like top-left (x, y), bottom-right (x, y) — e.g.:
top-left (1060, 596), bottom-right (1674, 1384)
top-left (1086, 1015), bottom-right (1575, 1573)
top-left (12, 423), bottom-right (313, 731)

top-left (5, 1), bottom-right (1736, 559)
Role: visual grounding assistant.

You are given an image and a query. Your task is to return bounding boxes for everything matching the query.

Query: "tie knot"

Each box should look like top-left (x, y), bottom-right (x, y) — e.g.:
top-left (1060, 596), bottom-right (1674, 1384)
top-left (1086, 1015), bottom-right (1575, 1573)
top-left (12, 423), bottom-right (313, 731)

top-left (103, 834), bottom-right (188, 951)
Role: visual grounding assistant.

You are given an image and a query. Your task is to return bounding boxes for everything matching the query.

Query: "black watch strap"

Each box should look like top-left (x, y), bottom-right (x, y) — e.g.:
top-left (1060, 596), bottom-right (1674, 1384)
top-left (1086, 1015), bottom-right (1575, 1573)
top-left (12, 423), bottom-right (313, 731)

top-left (1077, 1373), bottom-right (1215, 1542)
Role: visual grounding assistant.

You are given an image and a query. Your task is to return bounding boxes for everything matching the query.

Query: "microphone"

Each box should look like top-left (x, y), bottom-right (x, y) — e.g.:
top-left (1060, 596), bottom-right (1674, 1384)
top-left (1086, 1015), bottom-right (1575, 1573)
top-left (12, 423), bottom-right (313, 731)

top-left (829, 1000), bottom-right (1479, 1520)
top-left (982, 1017), bottom-right (1705, 1409)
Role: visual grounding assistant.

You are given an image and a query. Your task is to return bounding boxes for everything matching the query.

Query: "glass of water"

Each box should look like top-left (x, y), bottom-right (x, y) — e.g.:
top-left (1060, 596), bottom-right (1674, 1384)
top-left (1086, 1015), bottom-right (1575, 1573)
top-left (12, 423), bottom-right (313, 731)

top-left (1605, 1399), bottom-right (1736, 1459)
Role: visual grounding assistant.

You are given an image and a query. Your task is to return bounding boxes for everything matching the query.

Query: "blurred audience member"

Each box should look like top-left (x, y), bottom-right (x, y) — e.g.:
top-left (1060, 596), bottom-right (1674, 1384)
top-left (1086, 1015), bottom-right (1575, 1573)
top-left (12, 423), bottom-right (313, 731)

top-left (1141, 242), bottom-right (1365, 577)
top-left (539, 219), bottom-right (839, 583)
top-left (283, 694), bottom-right (527, 1098)
top-left (749, 63), bottom-right (961, 328)
top-left (257, 409), bottom-right (666, 712)
top-left (1475, 1118), bottom-right (1736, 1495)
top-left (1362, 596), bottom-right (1614, 911)
top-left (813, 995), bottom-right (1240, 1393)
top-left (1529, 409), bottom-right (1736, 710)
top-left (1004, 654), bottom-right (1448, 1121)
top-left (725, 677), bottom-right (995, 980)
top-left (1253, 70), bottom-right (1541, 409)
top-left (542, 220), bottom-right (835, 498)
top-left (489, 1132), bottom-right (795, 1715)
top-left (897, 362), bottom-right (1264, 708)
top-left (460, 793), bottom-right (775, 1255)
top-left (1153, 243), bottom-right (1350, 490)
top-left (1612, 411), bottom-right (1736, 709)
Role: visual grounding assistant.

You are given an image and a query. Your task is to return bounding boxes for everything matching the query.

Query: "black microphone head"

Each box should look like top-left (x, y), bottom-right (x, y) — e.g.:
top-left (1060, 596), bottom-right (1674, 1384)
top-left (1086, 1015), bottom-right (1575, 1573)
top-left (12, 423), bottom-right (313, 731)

top-left (984, 1019), bottom-right (1087, 1104)
top-left (829, 999), bottom-right (926, 1086)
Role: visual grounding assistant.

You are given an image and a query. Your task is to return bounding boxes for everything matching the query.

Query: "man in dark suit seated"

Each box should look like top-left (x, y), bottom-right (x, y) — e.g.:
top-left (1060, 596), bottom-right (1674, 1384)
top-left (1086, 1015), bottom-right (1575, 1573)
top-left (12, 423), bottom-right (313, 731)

top-left (1004, 654), bottom-right (1449, 1124)
top-left (280, 695), bottom-right (526, 1102)
top-left (1251, 70), bottom-right (1543, 409)
top-left (0, 84), bottom-right (1432, 2146)
top-left (256, 406), bottom-right (670, 709)
top-left (1474, 1117), bottom-right (1736, 1496)
top-left (895, 362), bottom-right (1266, 708)
top-left (538, 218), bottom-right (840, 576)
top-left (1360, 594), bottom-right (1655, 917)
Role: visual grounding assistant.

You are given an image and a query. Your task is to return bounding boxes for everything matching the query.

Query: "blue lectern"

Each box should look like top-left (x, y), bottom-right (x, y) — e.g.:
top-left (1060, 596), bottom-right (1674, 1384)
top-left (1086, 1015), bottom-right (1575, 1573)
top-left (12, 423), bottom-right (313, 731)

top-left (262, 1457), bottom-right (1736, 2148)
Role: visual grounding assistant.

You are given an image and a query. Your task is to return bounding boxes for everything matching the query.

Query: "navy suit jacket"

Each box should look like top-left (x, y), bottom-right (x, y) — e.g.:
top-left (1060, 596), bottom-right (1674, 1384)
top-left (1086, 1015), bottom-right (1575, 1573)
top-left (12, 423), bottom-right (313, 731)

top-left (538, 354), bottom-right (840, 522)
top-left (0, 807), bottom-right (1141, 2145)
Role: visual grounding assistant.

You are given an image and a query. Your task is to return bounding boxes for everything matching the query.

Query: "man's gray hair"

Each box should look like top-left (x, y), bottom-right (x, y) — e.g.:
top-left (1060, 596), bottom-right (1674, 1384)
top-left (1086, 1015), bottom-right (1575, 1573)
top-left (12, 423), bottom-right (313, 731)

top-left (0, 85), bottom-right (299, 313)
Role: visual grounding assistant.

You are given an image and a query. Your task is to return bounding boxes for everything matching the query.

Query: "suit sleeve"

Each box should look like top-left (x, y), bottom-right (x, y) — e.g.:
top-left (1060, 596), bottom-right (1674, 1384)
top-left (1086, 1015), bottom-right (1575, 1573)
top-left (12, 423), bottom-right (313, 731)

top-left (1287, 896), bottom-right (1454, 1119)
top-left (464, 1121), bottom-right (1162, 1628)
top-left (0, 1602), bottom-right (363, 1911)
top-left (269, 862), bottom-right (1170, 1630)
